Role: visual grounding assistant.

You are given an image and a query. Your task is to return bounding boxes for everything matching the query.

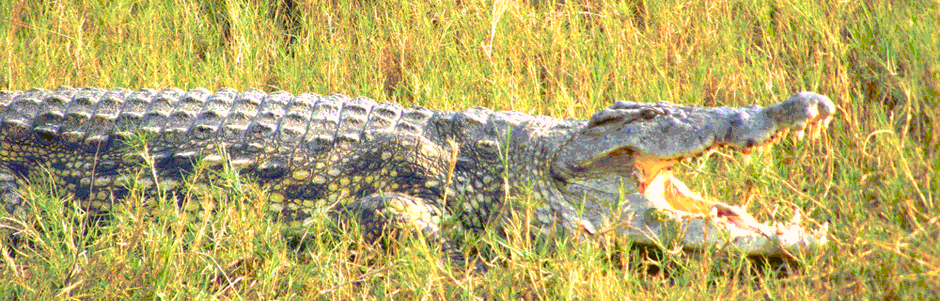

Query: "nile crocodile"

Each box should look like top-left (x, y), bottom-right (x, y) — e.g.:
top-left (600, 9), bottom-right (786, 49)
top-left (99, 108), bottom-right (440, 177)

top-left (0, 86), bottom-right (831, 262)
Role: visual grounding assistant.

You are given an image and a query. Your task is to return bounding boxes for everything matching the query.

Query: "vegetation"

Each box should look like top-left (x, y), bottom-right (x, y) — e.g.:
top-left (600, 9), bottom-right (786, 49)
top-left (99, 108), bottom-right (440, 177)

top-left (1, 0), bottom-right (938, 299)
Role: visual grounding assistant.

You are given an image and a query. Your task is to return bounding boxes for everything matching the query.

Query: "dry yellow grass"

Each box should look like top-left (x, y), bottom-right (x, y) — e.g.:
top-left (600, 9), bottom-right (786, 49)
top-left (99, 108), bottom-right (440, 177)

top-left (1, 0), bottom-right (938, 299)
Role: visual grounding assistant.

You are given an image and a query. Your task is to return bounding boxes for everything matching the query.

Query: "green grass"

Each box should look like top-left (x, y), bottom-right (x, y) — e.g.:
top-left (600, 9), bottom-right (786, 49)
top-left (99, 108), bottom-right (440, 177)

top-left (1, 0), bottom-right (938, 299)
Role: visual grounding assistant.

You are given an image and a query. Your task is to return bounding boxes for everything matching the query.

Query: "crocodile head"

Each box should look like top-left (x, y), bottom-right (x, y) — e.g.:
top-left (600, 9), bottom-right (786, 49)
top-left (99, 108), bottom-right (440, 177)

top-left (552, 92), bottom-right (834, 256)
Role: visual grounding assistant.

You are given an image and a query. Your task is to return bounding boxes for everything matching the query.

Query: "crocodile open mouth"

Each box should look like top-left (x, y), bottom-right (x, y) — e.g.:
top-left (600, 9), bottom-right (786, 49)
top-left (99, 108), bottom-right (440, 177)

top-left (637, 160), bottom-right (761, 233)
top-left (627, 118), bottom-right (831, 243)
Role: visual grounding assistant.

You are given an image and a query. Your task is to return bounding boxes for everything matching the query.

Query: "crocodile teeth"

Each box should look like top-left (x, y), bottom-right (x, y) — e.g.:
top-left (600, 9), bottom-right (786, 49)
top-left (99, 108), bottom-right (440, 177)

top-left (742, 144), bottom-right (773, 165)
top-left (793, 128), bottom-right (806, 140)
top-left (812, 117), bottom-right (833, 140)
top-left (810, 125), bottom-right (822, 141)
top-left (758, 145), bottom-right (773, 163)
top-left (788, 206), bottom-right (803, 225)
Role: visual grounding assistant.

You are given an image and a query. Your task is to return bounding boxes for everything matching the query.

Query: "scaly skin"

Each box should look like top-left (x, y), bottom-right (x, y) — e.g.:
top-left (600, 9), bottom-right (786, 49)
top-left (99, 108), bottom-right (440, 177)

top-left (0, 86), bottom-right (832, 261)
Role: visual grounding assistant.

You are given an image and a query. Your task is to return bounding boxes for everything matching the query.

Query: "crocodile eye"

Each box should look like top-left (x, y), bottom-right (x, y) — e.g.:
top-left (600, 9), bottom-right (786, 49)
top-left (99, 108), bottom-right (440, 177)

top-left (641, 108), bottom-right (663, 119)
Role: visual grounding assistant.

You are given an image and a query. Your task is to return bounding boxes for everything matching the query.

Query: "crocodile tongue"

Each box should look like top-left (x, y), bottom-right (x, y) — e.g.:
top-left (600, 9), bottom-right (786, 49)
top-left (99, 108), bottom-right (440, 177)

top-left (641, 169), bottom-right (711, 215)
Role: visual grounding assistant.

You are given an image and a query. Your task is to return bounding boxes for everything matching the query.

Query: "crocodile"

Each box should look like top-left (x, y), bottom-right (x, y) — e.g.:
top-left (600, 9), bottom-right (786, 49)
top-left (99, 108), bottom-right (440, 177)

top-left (0, 86), bottom-right (831, 262)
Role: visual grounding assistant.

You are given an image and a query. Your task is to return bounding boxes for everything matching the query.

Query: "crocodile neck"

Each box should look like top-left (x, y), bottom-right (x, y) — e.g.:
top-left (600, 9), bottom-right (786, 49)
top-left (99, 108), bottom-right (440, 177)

top-left (455, 110), bottom-right (593, 233)
top-left (419, 107), bottom-right (580, 230)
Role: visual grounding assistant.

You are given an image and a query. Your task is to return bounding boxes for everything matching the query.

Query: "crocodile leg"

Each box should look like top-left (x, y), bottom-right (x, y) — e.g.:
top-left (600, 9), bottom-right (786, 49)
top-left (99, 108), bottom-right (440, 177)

top-left (0, 170), bottom-right (22, 216)
top-left (340, 192), bottom-right (472, 267)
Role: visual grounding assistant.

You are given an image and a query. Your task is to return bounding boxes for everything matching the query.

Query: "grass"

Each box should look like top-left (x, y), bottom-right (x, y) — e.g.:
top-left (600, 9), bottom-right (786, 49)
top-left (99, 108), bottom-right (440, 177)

top-left (1, 0), bottom-right (938, 299)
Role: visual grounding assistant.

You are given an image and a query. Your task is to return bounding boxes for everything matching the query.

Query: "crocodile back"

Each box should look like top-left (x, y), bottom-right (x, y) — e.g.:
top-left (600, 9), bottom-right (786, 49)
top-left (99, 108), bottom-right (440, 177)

top-left (0, 87), bottom-right (459, 221)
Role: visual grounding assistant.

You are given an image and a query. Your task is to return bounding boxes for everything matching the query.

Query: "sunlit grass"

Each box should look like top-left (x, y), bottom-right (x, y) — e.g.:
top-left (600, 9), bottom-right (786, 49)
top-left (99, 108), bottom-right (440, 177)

top-left (1, 0), bottom-right (938, 299)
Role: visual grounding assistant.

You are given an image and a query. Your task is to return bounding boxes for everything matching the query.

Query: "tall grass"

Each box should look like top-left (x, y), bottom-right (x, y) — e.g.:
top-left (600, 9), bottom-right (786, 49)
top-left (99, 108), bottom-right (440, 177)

top-left (1, 0), bottom-right (938, 299)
